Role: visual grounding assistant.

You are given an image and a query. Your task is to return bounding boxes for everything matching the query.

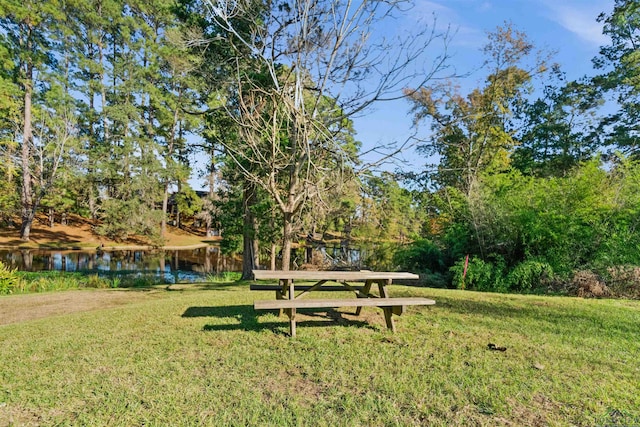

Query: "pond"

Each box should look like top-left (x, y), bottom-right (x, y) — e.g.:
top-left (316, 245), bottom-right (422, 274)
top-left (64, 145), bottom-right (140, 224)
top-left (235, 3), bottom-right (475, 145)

top-left (0, 241), bottom-right (393, 282)
top-left (0, 246), bottom-right (242, 283)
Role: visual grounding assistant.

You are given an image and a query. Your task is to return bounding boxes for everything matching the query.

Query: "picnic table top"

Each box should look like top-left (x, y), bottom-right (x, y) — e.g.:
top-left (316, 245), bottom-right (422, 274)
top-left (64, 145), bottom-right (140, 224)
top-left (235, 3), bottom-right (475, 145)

top-left (252, 270), bottom-right (419, 281)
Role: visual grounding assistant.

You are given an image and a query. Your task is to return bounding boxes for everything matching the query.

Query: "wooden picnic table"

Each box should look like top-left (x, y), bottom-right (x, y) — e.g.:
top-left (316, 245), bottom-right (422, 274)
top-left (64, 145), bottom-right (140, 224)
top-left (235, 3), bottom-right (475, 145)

top-left (251, 270), bottom-right (435, 337)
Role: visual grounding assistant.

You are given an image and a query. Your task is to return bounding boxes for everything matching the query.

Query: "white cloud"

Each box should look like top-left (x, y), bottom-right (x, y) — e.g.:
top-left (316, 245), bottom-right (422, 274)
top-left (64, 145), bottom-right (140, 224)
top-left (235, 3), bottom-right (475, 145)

top-left (541, 1), bottom-right (611, 46)
top-left (413, 0), bottom-right (454, 15)
top-left (412, 0), bottom-right (484, 48)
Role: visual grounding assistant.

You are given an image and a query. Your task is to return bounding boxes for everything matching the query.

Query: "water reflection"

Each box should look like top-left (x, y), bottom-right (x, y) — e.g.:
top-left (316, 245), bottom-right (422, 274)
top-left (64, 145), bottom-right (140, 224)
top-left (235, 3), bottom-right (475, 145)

top-left (1, 241), bottom-right (392, 280)
top-left (0, 246), bottom-right (242, 282)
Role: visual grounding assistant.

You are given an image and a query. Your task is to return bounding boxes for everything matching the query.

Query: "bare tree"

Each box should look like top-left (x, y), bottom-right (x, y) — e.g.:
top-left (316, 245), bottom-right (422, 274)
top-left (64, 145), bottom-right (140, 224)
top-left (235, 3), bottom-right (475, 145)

top-left (204, 0), bottom-right (452, 270)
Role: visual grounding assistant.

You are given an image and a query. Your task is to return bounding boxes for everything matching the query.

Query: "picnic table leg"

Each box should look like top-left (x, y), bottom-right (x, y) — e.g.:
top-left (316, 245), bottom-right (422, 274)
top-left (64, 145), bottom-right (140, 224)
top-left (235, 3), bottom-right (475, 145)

top-left (277, 279), bottom-right (287, 317)
top-left (378, 279), bottom-right (396, 333)
top-left (287, 279), bottom-right (296, 337)
top-left (355, 280), bottom-right (373, 316)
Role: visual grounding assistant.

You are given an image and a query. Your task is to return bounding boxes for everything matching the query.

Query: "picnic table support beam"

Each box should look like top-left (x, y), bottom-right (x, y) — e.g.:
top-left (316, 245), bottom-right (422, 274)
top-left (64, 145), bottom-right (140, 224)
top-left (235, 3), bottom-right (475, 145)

top-left (355, 280), bottom-right (373, 316)
top-left (288, 279), bottom-right (296, 337)
top-left (295, 280), bottom-right (328, 299)
top-left (379, 279), bottom-right (395, 332)
top-left (277, 279), bottom-right (286, 317)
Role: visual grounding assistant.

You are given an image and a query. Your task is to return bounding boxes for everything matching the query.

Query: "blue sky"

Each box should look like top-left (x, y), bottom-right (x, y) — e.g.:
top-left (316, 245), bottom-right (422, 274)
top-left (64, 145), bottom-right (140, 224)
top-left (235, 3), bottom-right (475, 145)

top-left (355, 0), bottom-right (615, 170)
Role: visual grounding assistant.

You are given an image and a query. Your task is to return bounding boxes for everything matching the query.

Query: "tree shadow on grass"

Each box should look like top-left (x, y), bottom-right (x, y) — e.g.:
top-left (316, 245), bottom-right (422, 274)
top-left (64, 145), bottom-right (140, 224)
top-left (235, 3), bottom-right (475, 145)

top-left (433, 295), bottom-right (640, 337)
top-left (168, 282), bottom-right (244, 291)
top-left (182, 304), bottom-right (374, 335)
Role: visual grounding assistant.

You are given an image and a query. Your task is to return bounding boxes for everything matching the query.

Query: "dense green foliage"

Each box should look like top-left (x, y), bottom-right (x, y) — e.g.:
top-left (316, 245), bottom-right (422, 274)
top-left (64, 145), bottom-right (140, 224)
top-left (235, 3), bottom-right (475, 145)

top-left (0, 260), bottom-right (19, 294)
top-left (398, 5), bottom-right (640, 293)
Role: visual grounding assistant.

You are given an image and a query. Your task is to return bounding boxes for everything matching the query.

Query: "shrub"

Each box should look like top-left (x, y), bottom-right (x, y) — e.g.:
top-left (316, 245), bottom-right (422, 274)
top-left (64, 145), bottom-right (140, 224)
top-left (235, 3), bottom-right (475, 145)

top-left (84, 274), bottom-right (109, 289)
top-left (505, 261), bottom-right (554, 292)
top-left (7, 272), bottom-right (112, 294)
top-left (0, 261), bottom-right (20, 295)
top-left (97, 199), bottom-right (164, 244)
top-left (117, 274), bottom-right (165, 288)
top-left (393, 239), bottom-right (445, 273)
top-left (451, 256), bottom-right (506, 292)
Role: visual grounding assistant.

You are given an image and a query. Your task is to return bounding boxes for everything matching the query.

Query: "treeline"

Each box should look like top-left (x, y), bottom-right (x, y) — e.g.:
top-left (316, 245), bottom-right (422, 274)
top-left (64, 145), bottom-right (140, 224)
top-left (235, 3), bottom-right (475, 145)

top-left (0, 0), bottom-right (431, 270)
top-left (395, 1), bottom-right (640, 295)
top-left (1, 0), bottom-right (639, 293)
top-left (0, 0), bottom-right (209, 243)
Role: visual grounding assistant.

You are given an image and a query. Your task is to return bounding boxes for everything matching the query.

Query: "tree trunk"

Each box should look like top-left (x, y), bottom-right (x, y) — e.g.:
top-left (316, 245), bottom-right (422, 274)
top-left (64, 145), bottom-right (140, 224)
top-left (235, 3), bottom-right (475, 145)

top-left (241, 182), bottom-right (260, 280)
top-left (160, 97), bottom-right (180, 238)
top-left (270, 243), bottom-right (277, 270)
top-left (281, 212), bottom-right (293, 271)
top-left (176, 180), bottom-right (182, 229)
top-left (161, 180), bottom-right (169, 237)
top-left (20, 62), bottom-right (34, 242)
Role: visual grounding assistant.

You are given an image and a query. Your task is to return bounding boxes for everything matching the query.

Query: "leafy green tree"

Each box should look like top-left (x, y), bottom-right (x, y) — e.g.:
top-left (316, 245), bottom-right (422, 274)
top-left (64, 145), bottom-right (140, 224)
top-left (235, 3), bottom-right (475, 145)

top-left (512, 73), bottom-right (602, 177)
top-left (0, 0), bottom-right (69, 241)
top-left (407, 23), bottom-right (551, 259)
top-left (356, 172), bottom-right (424, 243)
top-left (0, 24), bottom-right (21, 221)
top-left (593, 0), bottom-right (640, 155)
top-left (128, 0), bottom-right (202, 238)
top-left (406, 23), bottom-right (548, 195)
top-left (475, 158), bottom-right (640, 276)
top-left (67, 0), bottom-right (122, 219)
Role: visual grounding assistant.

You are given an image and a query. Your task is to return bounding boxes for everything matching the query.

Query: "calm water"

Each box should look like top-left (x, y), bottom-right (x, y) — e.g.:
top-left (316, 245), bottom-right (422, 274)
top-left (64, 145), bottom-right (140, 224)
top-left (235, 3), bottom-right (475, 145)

top-left (0, 247), bottom-right (242, 282)
top-left (0, 242), bottom-right (384, 281)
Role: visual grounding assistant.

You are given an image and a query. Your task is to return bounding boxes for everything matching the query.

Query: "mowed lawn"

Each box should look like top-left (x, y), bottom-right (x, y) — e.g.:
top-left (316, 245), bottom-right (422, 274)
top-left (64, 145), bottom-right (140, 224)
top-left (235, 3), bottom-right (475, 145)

top-left (1, 284), bottom-right (639, 426)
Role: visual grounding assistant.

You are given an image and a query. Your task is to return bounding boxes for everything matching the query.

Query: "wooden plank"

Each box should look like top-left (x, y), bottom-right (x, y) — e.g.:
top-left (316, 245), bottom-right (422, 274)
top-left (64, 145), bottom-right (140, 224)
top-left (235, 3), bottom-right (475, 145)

top-left (288, 279), bottom-right (295, 337)
top-left (391, 305), bottom-right (405, 316)
top-left (252, 270), bottom-right (419, 281)
top-left (250, 284), bottom-right (365, 291)
top-left (254, 297), bottom-right (435, 310)
top-left (378, 280), bottom-right (394, 331)
top-left (355, 280), bottom-right (374, 316)
top-left (293, 280), bottom-right (327, 299)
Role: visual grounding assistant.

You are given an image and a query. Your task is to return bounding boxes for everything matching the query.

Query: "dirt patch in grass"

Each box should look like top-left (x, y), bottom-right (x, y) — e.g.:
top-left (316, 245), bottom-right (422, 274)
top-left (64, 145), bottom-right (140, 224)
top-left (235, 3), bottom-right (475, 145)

top-left (0, 404), bottom-right (43, 427)
top-left (0, 289), bottom-right (160, 326)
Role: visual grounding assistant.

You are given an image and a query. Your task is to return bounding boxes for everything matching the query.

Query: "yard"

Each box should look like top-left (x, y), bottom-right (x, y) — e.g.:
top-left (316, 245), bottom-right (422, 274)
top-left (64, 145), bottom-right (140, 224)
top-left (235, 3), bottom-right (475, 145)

top-left (1, 283), bottom-right (638, 426)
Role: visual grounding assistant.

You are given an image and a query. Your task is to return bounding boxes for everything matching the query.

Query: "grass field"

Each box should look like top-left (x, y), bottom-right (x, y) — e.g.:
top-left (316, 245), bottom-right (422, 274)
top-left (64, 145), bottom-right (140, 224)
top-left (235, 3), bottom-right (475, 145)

top-left (1, 284), bottom-right (639, 426)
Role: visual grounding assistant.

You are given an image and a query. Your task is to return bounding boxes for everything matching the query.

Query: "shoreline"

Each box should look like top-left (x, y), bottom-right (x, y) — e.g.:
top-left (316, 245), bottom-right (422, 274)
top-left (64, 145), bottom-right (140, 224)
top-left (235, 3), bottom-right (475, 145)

top-left (0, 242), bottom-right (212, 252)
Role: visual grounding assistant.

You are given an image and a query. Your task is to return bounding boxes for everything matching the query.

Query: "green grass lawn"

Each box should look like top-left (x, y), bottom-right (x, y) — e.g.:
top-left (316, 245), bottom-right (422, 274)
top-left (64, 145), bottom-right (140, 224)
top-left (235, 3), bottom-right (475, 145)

top-left (1, 284), bottom-right (639, 426)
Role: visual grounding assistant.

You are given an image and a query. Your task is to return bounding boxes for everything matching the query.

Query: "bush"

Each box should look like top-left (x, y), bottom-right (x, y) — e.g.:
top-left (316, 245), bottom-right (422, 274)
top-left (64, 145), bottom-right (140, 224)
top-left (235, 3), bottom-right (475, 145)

top-left (505, 261), bottom-right (554, 292)
top-left (393, 239), bottom-right (445, 273)
top-left (117, 274), bottom-right (166, 288)
top-left (0, 261), bottom-right (20, 295)
top-left (206, 272), bottom-right (242, 283)
top-left (570, 270), bottom-right (610, 298)
top-left (97, 199), bottom-right (164, 244)
top-left (450, 257), bottom-right (555, 293)
top-left (450, 256), bottom-right (506, 292)
top-left (8, 272), bottom-right (113, 294)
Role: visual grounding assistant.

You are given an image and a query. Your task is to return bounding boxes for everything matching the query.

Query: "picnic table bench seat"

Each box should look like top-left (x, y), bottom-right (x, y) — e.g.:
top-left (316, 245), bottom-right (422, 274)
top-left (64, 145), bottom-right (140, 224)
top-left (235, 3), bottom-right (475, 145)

top-left (250, 284), bottom-right (365, 292)
top-left (254, 296), bottom-right (435, 311)
top-left (254, 296), bottom-right (434, 336)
